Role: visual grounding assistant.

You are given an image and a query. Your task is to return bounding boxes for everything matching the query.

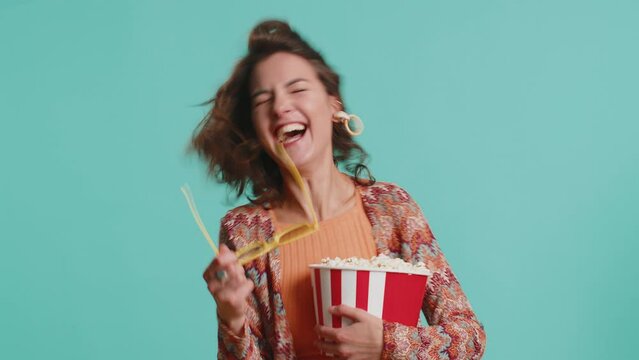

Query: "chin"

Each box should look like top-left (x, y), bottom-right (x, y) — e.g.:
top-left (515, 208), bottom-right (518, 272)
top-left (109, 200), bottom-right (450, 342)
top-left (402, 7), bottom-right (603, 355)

top-left (289, 151), bottom-right (314, 169)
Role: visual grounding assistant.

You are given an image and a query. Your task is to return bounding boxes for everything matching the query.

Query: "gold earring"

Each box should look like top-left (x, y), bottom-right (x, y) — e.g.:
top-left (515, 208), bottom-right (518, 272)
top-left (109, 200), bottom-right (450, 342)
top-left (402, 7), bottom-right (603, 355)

top-left (333, 111), bottom-right (364, 136)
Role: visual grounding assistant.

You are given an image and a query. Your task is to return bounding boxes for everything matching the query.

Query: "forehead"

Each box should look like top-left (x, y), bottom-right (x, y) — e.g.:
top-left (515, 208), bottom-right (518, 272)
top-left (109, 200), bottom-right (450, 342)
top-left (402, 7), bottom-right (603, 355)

top-left (250, 52), bottom-right (319, 89)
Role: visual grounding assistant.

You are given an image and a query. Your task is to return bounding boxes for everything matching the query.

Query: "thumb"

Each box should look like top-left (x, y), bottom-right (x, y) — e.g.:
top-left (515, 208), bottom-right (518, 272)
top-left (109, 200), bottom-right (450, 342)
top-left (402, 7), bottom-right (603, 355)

top-left (219, 244), bottom-right (237, 258)
top-left (329, 304), bottom-right (368, 322)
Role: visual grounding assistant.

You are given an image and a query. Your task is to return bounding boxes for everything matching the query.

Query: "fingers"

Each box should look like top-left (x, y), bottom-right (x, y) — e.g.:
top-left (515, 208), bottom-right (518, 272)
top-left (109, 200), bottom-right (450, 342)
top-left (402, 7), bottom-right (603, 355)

top-left (315, 337), bottom-right (350, 359)
top-left (329, 304), bottom-right (368, 322)
top-left (216, 245), bottom-right (245, 282)
top-left (203, 245), bottom-right (235, 278)
top-left (314, 305), bottom-right (370, 342)
top-left (314, 311), bottom-right (384, 360)
top-left (203, 244), bottom-right (249, 295)
top-left (239, 276), bottom-right (255, 297)
top-left (315, 324), bottom-right (340, 342)
top-left (213, 277), bottom-right (253, 307)
top-left (214, 244), bottom-right (239, 271)
top-left (200, 244), bottom-right (254, 333)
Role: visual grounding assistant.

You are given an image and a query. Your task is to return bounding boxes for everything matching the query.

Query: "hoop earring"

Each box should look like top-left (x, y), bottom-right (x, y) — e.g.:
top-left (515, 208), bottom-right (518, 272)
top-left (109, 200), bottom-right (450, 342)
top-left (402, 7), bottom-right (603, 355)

top-left (333, 111), bottom-right (364, 136)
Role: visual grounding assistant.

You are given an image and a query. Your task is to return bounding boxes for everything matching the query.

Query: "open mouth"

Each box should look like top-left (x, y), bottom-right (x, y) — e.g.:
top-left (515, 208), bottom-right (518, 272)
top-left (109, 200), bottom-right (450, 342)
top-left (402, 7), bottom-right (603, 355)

top-left (276, 123), bottom-right (307, 144)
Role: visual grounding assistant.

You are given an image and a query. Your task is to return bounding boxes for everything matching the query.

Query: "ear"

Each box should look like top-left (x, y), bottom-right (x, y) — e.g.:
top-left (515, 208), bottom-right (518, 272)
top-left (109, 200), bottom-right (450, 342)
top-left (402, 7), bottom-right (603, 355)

top-left (328, 95), bottom-right (342, 114)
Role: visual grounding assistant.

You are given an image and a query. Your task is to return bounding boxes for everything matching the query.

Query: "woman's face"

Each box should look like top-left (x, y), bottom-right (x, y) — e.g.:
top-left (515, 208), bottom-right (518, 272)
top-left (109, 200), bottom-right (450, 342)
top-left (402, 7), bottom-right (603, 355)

top-left (249, 52), bottom-right (338, 171)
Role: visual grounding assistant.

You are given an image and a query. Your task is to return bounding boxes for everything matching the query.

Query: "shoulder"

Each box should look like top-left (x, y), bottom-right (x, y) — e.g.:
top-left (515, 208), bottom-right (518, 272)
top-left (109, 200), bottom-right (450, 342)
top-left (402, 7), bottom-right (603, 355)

top-left (358, 180), bottom-right (428, 228)
top-left (357, 181), bottom-right (416, 208)
top-left (221, 202), bottom-right (268, 223)
top-left (358, 181), bottom-right (436, 257)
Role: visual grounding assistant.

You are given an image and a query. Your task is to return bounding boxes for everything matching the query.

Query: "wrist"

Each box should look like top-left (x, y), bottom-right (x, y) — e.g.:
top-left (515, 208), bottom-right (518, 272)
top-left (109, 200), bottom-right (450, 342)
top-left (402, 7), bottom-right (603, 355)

top-left (224, 315), bottom-right (246, 336)
top-left (216, 308), bottom-right (247, 336)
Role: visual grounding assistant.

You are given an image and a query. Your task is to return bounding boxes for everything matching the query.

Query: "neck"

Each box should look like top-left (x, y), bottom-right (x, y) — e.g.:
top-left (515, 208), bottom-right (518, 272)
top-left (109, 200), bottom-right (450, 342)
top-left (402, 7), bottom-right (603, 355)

top-left (279, 155), bottom-right (355, 223)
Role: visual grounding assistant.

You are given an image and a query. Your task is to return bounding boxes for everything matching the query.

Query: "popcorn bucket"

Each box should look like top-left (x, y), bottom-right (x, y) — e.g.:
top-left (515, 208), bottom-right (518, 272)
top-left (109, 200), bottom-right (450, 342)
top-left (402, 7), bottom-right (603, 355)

top-left (309, 265), bottom-right (428, 328)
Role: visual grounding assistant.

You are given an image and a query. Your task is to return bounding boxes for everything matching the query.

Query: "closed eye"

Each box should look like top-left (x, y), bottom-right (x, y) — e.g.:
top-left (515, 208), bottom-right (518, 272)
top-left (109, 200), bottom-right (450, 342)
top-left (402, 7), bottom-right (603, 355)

top-left (253, 96), bottom-right (272, 107)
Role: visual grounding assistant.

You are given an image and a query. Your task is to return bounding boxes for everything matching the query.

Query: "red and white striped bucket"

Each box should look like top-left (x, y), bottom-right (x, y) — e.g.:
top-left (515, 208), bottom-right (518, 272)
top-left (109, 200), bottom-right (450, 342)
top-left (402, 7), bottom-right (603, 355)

top-left (309, 265), bottom-right (428, 328)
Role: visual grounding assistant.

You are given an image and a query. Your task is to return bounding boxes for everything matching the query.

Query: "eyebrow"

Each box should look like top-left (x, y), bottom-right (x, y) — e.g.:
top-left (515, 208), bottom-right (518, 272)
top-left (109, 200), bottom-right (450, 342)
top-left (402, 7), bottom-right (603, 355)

top-left (251, 78), bottom-right (309, 99)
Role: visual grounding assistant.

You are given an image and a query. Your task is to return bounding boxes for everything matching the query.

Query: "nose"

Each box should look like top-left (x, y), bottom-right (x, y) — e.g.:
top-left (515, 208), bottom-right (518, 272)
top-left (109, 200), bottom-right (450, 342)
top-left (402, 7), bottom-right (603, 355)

top-left (271, 92), bottom-right (293, 119)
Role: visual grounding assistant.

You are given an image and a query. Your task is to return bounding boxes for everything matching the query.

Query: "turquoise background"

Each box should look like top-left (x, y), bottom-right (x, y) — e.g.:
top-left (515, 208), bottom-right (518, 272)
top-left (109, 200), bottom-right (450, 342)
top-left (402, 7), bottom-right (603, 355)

top-left (1, 1), bottom-right (637, 359)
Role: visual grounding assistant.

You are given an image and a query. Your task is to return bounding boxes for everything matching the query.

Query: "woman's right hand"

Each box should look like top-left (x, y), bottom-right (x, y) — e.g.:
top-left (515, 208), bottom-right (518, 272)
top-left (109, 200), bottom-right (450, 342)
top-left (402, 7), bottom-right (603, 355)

top-left (203, 244), bottom-right (255, 335)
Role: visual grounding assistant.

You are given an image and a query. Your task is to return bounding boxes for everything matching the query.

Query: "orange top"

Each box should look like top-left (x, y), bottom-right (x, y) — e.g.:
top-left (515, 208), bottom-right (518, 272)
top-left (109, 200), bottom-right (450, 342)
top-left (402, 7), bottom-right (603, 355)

top-left (272, 194), bottom-right (377, 359)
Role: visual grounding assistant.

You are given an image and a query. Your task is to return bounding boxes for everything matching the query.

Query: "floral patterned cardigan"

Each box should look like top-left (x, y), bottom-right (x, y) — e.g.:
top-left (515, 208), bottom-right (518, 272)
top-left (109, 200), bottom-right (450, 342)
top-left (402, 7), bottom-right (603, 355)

top-left (215, 182), bottom-right (486, 359)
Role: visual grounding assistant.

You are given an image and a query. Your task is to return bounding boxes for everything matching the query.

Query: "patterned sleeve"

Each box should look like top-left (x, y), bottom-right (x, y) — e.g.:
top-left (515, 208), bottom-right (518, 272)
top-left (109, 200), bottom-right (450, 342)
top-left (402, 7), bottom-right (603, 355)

top-left (381, 187), bottom-right (486, 359)
top-left (215, 214), bottom-right (268, 360)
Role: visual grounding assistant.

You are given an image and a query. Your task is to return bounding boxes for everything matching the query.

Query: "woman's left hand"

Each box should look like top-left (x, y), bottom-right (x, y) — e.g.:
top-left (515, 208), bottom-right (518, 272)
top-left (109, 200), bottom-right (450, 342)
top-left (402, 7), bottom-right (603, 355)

top-left (315, 305), bottom-right (383, 359)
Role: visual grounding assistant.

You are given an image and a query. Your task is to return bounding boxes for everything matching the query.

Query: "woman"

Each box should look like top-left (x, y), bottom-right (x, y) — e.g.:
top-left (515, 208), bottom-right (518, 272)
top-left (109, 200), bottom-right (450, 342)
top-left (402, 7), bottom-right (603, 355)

top-left (192, 20), bottom-right (486, 360)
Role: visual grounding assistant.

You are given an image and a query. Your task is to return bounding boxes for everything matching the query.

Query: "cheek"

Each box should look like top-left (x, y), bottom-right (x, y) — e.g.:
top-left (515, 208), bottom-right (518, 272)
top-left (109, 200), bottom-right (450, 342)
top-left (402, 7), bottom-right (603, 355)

top-left (310, 116), bottom-right (334, 143)
top-left (304, 96), bottom-right (333, 123)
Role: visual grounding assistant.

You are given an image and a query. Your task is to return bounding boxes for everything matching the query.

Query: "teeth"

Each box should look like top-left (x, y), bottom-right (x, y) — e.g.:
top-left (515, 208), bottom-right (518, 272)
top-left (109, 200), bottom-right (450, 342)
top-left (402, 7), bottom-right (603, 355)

top-left (277, 123), bottom-right (306, 141)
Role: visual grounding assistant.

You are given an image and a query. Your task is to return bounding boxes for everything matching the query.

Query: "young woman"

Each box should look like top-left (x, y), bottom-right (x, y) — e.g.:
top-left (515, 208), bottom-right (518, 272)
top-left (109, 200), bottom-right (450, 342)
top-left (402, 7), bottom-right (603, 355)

top-left (193, 20), bottom-right (486, 360)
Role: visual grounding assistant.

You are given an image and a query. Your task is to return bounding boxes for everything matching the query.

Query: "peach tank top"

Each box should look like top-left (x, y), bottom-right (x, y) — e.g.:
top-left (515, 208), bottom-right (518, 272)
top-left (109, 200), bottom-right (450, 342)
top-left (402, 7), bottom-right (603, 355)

top-left (273, 194), bottom-right (377, 359)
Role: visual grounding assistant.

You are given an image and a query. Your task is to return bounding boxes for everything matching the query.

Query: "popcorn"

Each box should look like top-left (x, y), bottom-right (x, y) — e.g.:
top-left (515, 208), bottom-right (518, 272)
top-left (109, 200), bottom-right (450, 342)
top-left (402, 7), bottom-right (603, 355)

top-left (317, 254), bottom-right (432, 276)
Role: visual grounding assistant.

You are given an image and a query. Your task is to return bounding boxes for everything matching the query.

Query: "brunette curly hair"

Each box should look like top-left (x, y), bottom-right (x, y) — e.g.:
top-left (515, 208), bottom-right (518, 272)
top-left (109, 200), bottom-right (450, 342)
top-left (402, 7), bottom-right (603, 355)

top-left (191, 19), bottom-right (374, 206)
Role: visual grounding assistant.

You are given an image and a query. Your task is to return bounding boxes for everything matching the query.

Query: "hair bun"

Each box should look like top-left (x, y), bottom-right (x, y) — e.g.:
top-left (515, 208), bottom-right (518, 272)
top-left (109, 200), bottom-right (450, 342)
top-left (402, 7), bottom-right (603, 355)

top-left (251, 20), bottom-right (292, 37)
top-left (248, 19), bottom-right (303, 53)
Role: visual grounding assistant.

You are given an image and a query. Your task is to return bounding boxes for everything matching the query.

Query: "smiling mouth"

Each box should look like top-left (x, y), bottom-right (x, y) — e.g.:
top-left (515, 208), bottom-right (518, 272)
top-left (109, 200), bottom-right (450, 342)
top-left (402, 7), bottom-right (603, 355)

top-left (277, 123), bottom-right (307, 144)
